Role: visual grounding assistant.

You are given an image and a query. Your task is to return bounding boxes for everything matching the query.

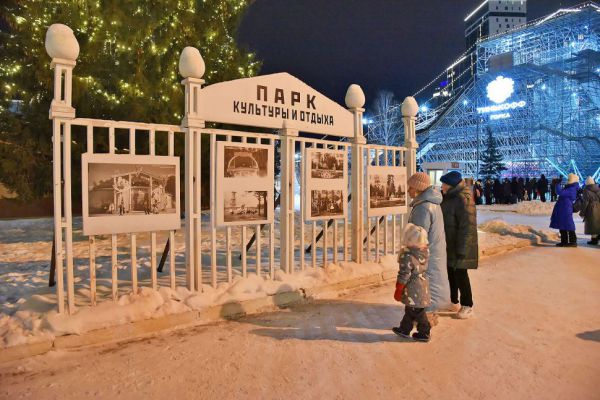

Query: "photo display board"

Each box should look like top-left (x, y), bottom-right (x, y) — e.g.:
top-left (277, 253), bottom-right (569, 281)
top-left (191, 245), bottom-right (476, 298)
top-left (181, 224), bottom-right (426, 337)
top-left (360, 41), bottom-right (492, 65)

top-left (367, 165), bottom-right (408, 217)
top-left (303, 148), bottom-right (348, 221)
top-left (216, 141), bottom-right (274, 227)
top-left (82, 153), bottom-right (181, 236)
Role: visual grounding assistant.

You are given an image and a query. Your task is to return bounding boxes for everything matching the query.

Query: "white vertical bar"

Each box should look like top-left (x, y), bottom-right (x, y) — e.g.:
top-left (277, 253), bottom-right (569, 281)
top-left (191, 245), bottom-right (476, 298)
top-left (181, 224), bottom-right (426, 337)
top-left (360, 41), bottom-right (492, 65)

top-left (111, 235), bottom-right (118, 301)
top-left (374, 149), bottom-right (380, 262)
top-left (333, 219), bottom-right (338, 265)
top-left (194, 130), bottom-right (202, 290)
top-left (168, 131), bottom-right (175, 157)
top-left (108, 126), bottom-right (115, 154)
top-left (226, 227), bottom-right (232, 283)
top-left (256, 225), bottom-right (261, 277)
top-left (131, 234), bottom-right (137, 293)
top-left (52, 119), bottom-right (63, 313)
top-left (312, 221), bottom-right (317, 268)
top-left (86, 125), bottom-right (93, 153)
top-left (169, 231), bottom-right (176, 290)
top-left (63, 122), bottom-right (75, 314)
top-left (89, 236), bottom-right (96, 306)
top-left (290, 138), bottom-right (295, 273)
top-left (241, 227), bottom-right (247, 277)
top-left (149, 129), bottom-right (155, 155)
top-left (392, 215), bottom-right (397, 254)
top-left (269, 223), bottom-right (275, 279)
top-left (299, 141), bottom-right (305, 270)
top-left (241, 136), bottom-right (247, 277)
top-left (151, 233), bottom-right (157, 290)
top-left (366, 218), bottom-right (371, 261)
top-left (323, 222), bottom-right (328, 267)
top-left (210, 134), bottom-right (217, 288)
top-left (384, 149), bottom-right (389, 255)
top-left (129, 128), bottom-right (135, 154)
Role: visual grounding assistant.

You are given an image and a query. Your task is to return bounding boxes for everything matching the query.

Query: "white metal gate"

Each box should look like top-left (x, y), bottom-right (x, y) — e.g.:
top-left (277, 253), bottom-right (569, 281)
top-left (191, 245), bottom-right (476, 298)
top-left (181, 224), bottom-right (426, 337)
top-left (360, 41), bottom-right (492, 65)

top-left (46, 24), bottom-right (419, 314)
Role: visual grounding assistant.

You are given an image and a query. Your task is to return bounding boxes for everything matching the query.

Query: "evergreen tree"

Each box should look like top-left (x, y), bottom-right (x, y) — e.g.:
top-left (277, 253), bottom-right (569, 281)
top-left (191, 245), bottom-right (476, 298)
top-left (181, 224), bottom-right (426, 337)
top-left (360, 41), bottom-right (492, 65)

top-left (479, 127), bottom-right (506, 179)
top-left (0, 0), bottom-right (260, 200)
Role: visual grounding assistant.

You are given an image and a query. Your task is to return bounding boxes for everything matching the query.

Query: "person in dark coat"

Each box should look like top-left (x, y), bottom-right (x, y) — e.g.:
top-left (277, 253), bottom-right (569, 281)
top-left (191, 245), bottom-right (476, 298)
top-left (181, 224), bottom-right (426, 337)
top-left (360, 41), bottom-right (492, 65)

top-left (525, 178), bottom-right (532, 201)
top-left (531, 177), bottom-right (538, 200)
top-left (484, 178), bottom-right (493, 205)
top-left (503, 178), bottom-right (512, 204)
top-left (440, 171), bottom-right (478, 319)
top-left (510, 177), bottom-right (519, 204)
top-left (550, 173), bottom-right (579, 246)
top-left (493, 179), bottom-right (503, 204)
top-left (538, 174), bottom-right (549, 202)
top-left (574, 176), bottom-right (600, 245)
top-left (474, 179), bottom-right (483, 205)
top-left (517, 177), bottom-right (525, 202)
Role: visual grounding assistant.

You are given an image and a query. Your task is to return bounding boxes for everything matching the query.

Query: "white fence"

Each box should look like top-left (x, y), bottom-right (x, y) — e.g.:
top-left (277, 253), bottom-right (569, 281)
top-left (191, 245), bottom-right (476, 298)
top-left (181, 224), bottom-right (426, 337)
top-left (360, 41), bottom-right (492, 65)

top-left (46, 24), bottom-right (418, 314)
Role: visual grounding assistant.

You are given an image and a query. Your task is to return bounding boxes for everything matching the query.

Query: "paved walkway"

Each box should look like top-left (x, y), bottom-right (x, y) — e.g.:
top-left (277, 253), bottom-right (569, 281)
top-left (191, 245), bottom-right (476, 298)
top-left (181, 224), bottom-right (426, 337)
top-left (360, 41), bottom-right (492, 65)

top-left (1, 245), bottom-right (599, 400)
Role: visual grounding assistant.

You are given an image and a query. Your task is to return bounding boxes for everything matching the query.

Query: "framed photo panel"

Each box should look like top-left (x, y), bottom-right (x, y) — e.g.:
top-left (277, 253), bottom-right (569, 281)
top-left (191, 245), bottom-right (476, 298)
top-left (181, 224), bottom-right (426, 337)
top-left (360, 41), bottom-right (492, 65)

top-left (303, 148), bottom-right (348, 221)
top-left (367, 165), bottom-right (408, 217)
top-left (216, 141), bottom-right (274, 226)
top-left (82, 153), bottom-right (181, 236)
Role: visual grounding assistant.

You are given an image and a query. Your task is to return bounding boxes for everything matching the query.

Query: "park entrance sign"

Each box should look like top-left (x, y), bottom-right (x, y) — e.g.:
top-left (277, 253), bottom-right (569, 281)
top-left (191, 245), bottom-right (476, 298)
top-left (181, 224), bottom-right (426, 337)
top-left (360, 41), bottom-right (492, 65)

top-left (197, 73), bottom-right (354, 137)
top-left (45, 23), bottom-right (419, 315)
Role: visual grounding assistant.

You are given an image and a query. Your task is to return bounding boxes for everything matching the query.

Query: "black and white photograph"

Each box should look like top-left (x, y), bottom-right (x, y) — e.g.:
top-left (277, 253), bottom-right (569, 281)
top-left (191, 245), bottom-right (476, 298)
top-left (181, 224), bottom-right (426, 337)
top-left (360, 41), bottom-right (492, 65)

top-left (310, 190), bottom-right (344, 218)
top-left (367, 166), bottom-right (407, 216)
top-left (223, 145), bottom-right (269, 178)
top-left (88, 164), bottom-right (176, 217)
top-left (310, 150), bottom-right (344, 179)
top-left (224, 191), bottom-right (268, 223)
top-left (216, 141), bottom-right (274, 226)
top-left (82, 153), bottom-right (180, 236)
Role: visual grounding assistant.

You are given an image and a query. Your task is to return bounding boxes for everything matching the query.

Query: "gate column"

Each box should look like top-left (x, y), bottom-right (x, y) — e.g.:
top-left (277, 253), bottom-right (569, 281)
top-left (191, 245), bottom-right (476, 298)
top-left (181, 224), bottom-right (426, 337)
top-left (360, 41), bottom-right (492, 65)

top-left (402, 97), bottom-right (419, 179)
top-left (180, 47), bottom-right (206, 291)
top-left (279, 122), bottom-right (298, 273)
top-left (345, 85), bottom-right (366, 264)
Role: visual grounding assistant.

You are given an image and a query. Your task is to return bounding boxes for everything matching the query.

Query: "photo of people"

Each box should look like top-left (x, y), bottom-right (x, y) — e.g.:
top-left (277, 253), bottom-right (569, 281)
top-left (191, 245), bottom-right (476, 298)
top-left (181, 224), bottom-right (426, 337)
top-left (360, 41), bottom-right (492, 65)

top-left (223, 145), bottom-right (269, 178)
top-left (310, 190), bottom-right (344, 218)
top-left (310, 151), bottom-right (344, 179)
top-left (88, 163), bottom-right (177, 217)
top-left (224, 191), bottom-right (269, 223)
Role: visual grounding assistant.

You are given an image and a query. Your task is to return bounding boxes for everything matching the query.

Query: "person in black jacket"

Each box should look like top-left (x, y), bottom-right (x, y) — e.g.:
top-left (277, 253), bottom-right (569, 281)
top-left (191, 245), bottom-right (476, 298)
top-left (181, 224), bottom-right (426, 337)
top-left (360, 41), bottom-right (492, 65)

top-left (493, 179), bottom-right (503, 204)
top-left (503, 178), bottom-right (512, 204)
top-left (440, 171), bottom-right (478, 319)
top-left (517, 177), bottom-right (525, 202)
top-left (525, 177), bottom-right (532, 201)
top-left (538, 174), bottom-right (549, 202)
top-left (484, 178), bottom-right (493, 205)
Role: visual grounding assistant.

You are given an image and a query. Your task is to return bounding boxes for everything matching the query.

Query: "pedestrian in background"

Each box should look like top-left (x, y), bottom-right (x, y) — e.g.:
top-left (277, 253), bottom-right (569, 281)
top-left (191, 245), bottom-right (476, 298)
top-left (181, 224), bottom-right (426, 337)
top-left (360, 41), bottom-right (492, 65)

top-left (538, 174), bottom-right (549, 202)
top-left (574, 176), bottom-right (600, 245)
top-left (550, 173), bottom-right (579, 247)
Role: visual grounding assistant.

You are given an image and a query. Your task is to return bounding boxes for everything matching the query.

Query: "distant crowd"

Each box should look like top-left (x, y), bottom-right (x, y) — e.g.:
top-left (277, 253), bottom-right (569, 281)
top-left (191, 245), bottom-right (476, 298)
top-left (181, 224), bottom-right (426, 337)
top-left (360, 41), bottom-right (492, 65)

top-left (472, 174), bottom-right (561, 205)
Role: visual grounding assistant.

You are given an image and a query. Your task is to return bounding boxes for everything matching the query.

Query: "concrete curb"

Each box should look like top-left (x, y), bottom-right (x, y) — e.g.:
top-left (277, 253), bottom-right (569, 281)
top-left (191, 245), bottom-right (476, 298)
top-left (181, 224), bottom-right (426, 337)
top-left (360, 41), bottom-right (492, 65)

top-left (0, 238), bottom-right (539, 364)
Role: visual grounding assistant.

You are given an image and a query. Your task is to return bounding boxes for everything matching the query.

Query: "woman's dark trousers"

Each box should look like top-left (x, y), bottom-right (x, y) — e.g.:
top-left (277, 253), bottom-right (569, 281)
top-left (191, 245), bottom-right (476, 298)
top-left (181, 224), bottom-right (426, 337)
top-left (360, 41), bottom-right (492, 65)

top-left (447, 267), bottom-right (473, 307)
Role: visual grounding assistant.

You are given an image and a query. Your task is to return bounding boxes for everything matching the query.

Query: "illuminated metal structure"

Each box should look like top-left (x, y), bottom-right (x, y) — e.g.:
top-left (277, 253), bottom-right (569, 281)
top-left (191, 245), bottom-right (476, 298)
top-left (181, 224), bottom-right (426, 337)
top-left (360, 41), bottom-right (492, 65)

top-left (419, 2), bottom-right (600, 180)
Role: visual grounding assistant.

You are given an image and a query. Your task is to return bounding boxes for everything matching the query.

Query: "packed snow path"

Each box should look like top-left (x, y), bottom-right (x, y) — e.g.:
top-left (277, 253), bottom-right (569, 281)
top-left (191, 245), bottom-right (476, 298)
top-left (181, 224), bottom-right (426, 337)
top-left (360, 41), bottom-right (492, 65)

top-left (1, 245), bottom-right (599, 400)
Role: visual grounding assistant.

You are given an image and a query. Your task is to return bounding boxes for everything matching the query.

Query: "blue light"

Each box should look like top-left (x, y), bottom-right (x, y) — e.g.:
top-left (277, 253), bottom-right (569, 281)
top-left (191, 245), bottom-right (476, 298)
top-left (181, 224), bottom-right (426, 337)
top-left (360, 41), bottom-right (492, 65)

top-left (462, 99), bottom-right (468, 105)
top-left (420, 105), bottom-right (429, 112)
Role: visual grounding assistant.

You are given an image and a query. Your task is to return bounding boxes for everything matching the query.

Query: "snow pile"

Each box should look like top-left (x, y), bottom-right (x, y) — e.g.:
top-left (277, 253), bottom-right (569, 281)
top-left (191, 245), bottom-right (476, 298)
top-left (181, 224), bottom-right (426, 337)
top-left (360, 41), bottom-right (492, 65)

top-left (0, 256), bottom-right (397, 347)
top-left (514, 201), bottom-right (555, 216)
top-left (478, 218), bottom-right (559, 244)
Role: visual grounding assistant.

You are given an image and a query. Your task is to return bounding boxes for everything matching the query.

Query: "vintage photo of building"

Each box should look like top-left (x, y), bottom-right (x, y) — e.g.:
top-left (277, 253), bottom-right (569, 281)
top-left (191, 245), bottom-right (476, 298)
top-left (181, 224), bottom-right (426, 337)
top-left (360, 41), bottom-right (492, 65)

top-left (310, 190), bottom-right (344, 218)
top-left (369, 172), bottom-right (406, 209)
top-left (223, 145), bottom-right (269, 178)
top-left (88, 163), bottom-right (177, 217)
top-left (310, 150), bottom-right (344, 179)
top-left (224, 191), bottom-right (269, 223)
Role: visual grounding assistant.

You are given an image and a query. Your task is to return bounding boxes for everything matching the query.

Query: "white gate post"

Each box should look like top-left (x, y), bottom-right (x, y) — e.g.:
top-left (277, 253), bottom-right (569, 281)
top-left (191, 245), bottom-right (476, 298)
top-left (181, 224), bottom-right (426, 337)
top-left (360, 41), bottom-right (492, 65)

top-left (345, 85), bottom-right (366, 264)
top-left (279, 122), bottom-right (298, 274)
top-left (45, 24), bottom-right (79, 314)
top-left (179, 47), bottom-right (206, 291)
top-left (402, 97), bottom-right (419, 179)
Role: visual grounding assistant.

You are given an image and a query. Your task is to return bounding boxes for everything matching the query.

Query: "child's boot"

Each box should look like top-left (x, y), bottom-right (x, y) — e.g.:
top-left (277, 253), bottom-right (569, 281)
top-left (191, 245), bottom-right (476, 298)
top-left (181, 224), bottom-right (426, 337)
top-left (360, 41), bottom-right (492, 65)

top-left (412, 332), bottom-right (430, 342)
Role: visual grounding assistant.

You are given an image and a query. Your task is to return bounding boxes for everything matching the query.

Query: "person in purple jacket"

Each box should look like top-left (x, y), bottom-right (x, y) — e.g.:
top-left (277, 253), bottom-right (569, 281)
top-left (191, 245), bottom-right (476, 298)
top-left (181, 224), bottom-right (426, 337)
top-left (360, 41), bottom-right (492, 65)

top-left (550, 173), bottom-right (580, 247)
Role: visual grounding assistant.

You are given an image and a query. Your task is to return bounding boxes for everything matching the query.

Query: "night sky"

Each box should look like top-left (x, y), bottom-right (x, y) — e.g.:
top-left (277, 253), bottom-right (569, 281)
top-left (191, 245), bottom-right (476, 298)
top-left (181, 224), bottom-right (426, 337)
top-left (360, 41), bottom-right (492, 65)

top-left (238, 0), bottom-right (585, 107)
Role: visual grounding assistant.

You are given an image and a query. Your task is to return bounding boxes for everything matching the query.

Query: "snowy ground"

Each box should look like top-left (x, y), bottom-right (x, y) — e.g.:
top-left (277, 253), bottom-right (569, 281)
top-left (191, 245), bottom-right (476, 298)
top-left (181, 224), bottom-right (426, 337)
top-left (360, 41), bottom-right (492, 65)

top-left (1, 244), bottom-right (598, 399)
top-left (0, 202), bottom-right (580, 347)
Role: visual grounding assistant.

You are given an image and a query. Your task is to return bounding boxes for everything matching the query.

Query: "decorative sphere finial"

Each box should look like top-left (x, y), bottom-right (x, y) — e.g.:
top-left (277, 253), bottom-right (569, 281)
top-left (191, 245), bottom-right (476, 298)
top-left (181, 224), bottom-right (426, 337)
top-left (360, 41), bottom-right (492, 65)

top-left (45, 24), bottom-right (79, 61)
top-left (401, 96), bottom-right (419, 117)
top-left (179, 47), bottom-right (205, 79)
top-left (345, 84), bottom-right (365, 109)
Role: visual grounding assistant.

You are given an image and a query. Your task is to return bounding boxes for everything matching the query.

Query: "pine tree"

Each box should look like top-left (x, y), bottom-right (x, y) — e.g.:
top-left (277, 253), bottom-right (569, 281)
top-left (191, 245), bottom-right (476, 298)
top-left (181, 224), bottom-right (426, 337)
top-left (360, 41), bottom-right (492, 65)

top-left (479, 127), bottom-right (506, 179)
top-left (0, 0), bottom-right (260, 200)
